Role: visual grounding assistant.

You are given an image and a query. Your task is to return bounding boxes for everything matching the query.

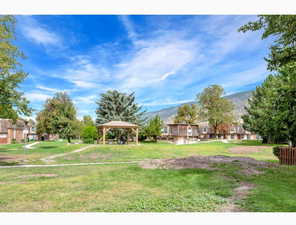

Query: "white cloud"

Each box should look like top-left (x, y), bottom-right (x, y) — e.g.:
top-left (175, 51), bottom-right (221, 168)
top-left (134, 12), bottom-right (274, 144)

top-left (25, 92), bottom-right (51, 102)
top-left (19, 16), bottom-right (62, 46)
top-left (118, 15), bottom-right (137, 42)
top-left (73, 95), bottom-right (97, 104)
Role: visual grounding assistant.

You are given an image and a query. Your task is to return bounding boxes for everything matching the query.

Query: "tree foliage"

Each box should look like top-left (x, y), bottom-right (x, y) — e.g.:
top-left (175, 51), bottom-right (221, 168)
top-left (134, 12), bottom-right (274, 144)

top-left (243, 63), bottom-right (296, 147)
top-left (174, 104), bottom-right (198, 125)
top-left (96, 90), bottom-right (145, 125)
top-left (197, 85), bottom-right (234, 136)
top-left (0, 15), bottom-right (32, 121)
top-left (144, 115), bottom-right (163, 142)
top-left (81, 125), bottom-right (97, 144)
top-left (36, 92), bottom-right (78, 143)
top-left (239, 15), bottom-right (296, 71)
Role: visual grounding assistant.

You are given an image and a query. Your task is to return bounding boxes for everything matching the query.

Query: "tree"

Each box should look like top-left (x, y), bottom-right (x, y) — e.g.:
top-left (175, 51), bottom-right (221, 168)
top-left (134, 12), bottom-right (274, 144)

top-left (96, 90), bottom-right (145, 125)
top-left (81, 125), bottom-right (97, 144)
top-left (144, 115), bottom-right (163, 142)
top-left (242, 75), bottom-right (285, 144)
top-left (174, 104), bottom-right (198, 124)
top-left (197, 85), bottom-right (234, 138)
top-left (82, 115), bottom-right (94, 126)
top-left (243, 63), bottom-right (296, 146)
top-left (36, 92), bottom-right (78, 143)
top-left (0, 15), bottom-right (32, 121)
top-left (239, 15), bottom-right (296, 71)
top-left (96, 90), bottom-right (145, 142)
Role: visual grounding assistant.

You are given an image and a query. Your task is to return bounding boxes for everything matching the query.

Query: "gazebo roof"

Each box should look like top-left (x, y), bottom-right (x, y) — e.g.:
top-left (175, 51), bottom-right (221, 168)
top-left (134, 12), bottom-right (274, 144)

top-left (97, 121), bottom-right (138, 128)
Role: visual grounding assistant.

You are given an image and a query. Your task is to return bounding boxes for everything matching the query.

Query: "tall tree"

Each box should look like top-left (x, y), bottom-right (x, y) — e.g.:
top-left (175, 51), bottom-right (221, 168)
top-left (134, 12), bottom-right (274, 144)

top-left (0, 15), bottom-right (32, 121)
top-left (242, 75), bottom-right (284, 144)
top-left (145, 115), bottom-right (163, 142)
top-left (197, 85), bottom-right (234, 137)
top-left (174, 104), bottom-right (198, 124)
top-left (37, 92), bottom-right (78, 143)
top-left (243, 63), bottom-right (296, 146)
top-left (239, 15), bottom-right (296, 71)
top-left (96, 90), bottom-right (145, 125)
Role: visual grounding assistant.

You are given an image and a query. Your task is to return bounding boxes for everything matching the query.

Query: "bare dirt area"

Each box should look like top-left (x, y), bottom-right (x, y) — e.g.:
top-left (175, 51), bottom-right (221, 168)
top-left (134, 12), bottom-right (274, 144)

top-left (218, 182), bottom-right (255, 212)
top-left (18, 174), bottom-right (58, 178)
top-left (228, 146), bottom-right (271, 154)
top-left (0, 155), bottom-right (25, 162)
top-left (139, 155), bottom-right (276, 175)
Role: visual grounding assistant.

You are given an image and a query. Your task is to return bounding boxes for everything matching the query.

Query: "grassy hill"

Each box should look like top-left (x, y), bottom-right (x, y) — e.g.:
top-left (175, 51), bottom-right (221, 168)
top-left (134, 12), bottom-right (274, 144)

top-left (145, 90), bottom-right (253, 123)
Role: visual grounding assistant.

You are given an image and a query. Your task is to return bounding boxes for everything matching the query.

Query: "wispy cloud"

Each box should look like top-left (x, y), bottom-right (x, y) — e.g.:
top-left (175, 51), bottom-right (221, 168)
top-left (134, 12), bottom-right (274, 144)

top-left (25, 92), bottom-right (51, 102)
top-left (19, 16), bottom-right (62, 46)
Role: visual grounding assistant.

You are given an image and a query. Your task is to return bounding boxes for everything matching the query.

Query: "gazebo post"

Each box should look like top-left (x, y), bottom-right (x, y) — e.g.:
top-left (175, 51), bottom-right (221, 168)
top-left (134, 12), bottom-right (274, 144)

top-left (102, 127), bottom-right (106, 145)
top-left (136, 127), bottom-right (139, 145)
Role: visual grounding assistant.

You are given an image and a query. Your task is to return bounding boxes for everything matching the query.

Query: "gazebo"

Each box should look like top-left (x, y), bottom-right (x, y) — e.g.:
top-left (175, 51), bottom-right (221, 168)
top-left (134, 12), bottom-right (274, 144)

top-left (97, 121), bottom-right (139, 145)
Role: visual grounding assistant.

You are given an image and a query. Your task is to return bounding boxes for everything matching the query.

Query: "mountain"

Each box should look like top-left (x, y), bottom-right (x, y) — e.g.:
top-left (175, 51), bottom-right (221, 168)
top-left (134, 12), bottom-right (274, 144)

top-left (145, 90), bottom-right (253, 124)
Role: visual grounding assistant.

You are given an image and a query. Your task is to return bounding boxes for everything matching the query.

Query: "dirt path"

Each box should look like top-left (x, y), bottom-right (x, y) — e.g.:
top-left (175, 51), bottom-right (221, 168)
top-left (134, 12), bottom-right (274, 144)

top-left (41, 145), bottom-right (96, 163)
top-left (24, 142), bottom-right (40, 149)
top-left (218, 182), bottom-right (255, 212)
top-left (0, 161), bottom-right (140, 169)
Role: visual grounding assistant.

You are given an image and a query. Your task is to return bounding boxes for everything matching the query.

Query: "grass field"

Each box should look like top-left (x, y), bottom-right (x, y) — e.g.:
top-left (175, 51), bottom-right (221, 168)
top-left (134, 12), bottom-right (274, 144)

top-left (0, 140), bottom-right (296, 212)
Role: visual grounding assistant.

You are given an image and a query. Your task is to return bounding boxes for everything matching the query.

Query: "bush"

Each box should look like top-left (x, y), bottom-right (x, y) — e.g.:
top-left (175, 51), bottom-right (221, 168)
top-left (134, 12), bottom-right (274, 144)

top-left (83, 138), bottom-right (94, 144)
top-left (11, 139), bottom-right (17, 144)
top-left (273, 146), bottom-right (281, 158)
top-left (81, 125), bottom-right (97, 144)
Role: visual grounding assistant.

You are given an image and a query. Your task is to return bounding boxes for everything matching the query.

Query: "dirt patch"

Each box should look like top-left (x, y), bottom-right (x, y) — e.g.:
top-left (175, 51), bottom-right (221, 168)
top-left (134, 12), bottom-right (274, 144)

top-left (0, 155), bottom-right (25, 162)
top-left (228, 146), bottom-right (271, 154)
top-left (139, 155), bottom-right (276, 175)
top-left (18, 174), bottom-right (58, 178)
top-left (218, 182), bottom-right (255, 212)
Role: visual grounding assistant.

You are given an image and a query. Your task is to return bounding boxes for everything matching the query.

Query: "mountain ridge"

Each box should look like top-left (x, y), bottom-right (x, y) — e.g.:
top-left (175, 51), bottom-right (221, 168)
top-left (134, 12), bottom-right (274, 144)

top-left (145, 90), bottom-right (253, 124)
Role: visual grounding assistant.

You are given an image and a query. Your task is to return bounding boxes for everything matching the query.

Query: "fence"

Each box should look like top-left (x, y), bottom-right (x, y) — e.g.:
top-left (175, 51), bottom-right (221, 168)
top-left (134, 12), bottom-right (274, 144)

top-left (279, 147), bottom-right (296, 165)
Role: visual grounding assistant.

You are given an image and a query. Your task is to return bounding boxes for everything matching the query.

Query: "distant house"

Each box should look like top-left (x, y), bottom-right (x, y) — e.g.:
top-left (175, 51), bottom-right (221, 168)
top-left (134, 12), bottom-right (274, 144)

top-left (0, 118), bottom-right (37, 144)
top-left (197, 121), bottom-right (259, 140)
top-left (165, 123), bottom-right (199, 144)
top-left (163, 120), bottom-right (259, 144)
top-left (38, 133), bottom-right (59, 141)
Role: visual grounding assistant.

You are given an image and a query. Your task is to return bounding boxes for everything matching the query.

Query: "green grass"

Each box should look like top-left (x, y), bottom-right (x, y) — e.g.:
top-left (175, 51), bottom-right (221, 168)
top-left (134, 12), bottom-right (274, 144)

top-left (54, 140), bottom-right (277, 164)
top-left (0, 140), bottom-right (295, 212)
top-left (0, 164), bottom-right (236, 212)
top-left (0, 141), bottom-right (87, 165)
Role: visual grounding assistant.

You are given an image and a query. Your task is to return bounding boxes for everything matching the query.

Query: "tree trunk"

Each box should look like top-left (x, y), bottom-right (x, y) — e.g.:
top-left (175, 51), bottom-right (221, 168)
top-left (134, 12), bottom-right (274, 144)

top-left (67, 136), bottom-right (71, 143)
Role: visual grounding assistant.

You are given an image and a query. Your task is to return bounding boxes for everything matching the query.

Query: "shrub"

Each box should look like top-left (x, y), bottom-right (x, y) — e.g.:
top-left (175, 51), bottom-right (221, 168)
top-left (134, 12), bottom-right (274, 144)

top-left (81, 125), bottom-right (97, 144)
top-left (273, 146), bottom-right (281, 158)
top-left (11, 139), bottom-right (17, 144)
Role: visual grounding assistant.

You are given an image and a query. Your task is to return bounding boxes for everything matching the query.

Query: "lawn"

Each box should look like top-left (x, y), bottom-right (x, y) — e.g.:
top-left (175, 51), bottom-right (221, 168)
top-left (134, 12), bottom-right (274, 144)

top-left (0, 140), bottom-right (295, 212)
top-left (0, 141), bottom-right (87, 165)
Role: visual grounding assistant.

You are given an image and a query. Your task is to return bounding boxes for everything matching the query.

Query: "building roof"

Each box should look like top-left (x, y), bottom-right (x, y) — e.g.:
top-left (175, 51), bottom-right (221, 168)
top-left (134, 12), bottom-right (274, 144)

top-left (97, 121), bottom-right (138, 128)
top-left (0, 118), bottom-right (31, 133)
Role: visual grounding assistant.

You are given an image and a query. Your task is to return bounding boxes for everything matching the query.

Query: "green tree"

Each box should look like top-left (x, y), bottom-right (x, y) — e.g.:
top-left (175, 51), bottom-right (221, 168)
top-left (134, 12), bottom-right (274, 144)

top-left (174, 104), bottom-right (198, 124)
top-left (82, 115), bottom-right (94, 126)
top-left (37, 92), bottom-right (78, 143)
top-left (242, 75), bottom-right (285, 144)
top-left (244, 63), bottom-right (296, 147)
top-left (96, 90), bottom-right (145, 125)
top-left (197, 85), bottom-right (234, 138)
top-left (0, 15), bottom-right (32, 121)
top-left (81, 125), bottom-right (97, 144)
top-left (145, 115), bottom-right (163, 142)
top-left (239, 15), bottom-right (296, 71)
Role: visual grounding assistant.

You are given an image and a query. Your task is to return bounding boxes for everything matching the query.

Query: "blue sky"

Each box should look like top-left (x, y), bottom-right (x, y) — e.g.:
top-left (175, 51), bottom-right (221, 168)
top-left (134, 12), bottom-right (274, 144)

top-left (15, 15), bottom-right (272, 119)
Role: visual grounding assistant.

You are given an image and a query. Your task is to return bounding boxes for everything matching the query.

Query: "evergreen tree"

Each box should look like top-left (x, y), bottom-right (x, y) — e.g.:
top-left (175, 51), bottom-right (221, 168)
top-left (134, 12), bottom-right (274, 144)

top-left (197, 85), bottom-right (234, 137)
top-left (96, 90), bottom-right (145, 125)
top-left (174, 104), bottom-right (198, 124)
top-left (0, 15), bottom-right (32, 121)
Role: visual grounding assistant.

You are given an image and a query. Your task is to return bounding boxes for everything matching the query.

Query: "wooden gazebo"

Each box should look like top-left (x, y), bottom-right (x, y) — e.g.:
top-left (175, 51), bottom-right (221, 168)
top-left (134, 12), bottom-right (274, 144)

top-left (97, 121), bottom-right (139, 145)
